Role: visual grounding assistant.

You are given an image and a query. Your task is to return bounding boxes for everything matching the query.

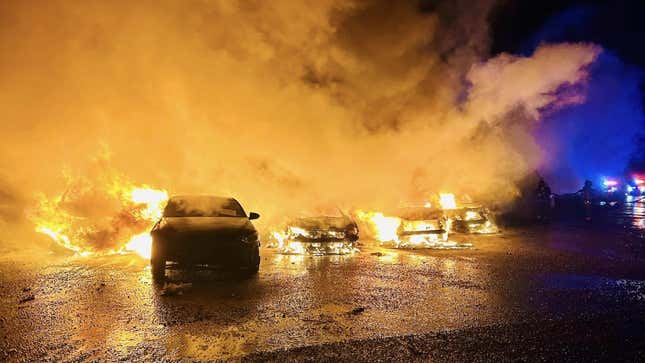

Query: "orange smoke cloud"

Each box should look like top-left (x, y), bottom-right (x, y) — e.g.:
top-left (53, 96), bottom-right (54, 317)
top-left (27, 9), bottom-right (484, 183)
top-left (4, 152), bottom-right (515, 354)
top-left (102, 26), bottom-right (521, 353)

top-left (0, 1), bottom-right (600, 251)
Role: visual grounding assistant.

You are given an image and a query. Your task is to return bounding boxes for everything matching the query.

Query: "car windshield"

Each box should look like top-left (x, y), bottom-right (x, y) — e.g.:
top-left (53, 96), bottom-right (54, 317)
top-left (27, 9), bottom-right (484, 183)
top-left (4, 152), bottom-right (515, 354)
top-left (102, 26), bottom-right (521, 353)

top-left (163, 196), bottom-right (247, 217)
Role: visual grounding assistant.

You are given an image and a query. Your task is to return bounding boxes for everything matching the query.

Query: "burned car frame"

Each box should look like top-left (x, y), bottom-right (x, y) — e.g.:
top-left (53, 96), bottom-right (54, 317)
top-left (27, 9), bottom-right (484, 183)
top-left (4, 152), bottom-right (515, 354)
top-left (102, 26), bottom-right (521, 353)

top-left (394, 207), bottom-right (449, 248)
top-left (449, 206), bottom-right (499, 234)
top-left (275, 210), bottom-right (359, 255)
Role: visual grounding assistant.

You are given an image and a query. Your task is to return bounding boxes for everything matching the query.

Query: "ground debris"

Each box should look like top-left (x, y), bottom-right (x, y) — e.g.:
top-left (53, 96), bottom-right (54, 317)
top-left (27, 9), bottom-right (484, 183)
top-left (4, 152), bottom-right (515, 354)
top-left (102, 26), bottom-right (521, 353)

top-left (19, 294), bottom-right (35, 303)
top-left (302, 314), bottom-right (335, 324)
top-left (160, 282), bottom-right (192, 296)
top-left (22, 287), bottom-right (31, 292)
top-left (396, 337), bottom-right (427, 356)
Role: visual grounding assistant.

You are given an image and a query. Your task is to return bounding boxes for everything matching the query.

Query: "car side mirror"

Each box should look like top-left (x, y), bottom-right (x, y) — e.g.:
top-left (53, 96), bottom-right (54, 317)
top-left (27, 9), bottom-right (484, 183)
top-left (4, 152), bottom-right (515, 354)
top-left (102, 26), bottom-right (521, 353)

top-left (249, 212), bottom-right (260, 220)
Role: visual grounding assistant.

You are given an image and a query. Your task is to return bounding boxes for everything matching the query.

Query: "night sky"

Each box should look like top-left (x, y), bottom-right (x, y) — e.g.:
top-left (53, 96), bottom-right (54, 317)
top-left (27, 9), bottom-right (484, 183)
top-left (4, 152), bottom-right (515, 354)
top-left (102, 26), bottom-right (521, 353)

top-left (490, 0), bottom-right (645, 95)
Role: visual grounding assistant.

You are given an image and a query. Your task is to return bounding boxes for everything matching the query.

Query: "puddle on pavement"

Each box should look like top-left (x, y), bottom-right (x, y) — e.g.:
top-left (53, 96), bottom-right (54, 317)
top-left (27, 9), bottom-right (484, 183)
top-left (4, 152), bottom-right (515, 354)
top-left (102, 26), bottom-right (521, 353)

top-left (539, 273), bottom-right (645, 300)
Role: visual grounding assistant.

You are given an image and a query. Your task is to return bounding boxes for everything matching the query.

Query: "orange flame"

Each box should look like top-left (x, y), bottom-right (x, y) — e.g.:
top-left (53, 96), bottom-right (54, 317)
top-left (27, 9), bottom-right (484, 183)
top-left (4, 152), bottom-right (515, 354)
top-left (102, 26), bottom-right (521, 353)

top-left (32, 178), bottom-right (167, 258)
top-left (356, 210), bottom-right (401, 243)
top-left (439, 193), bottom-right (457, 210)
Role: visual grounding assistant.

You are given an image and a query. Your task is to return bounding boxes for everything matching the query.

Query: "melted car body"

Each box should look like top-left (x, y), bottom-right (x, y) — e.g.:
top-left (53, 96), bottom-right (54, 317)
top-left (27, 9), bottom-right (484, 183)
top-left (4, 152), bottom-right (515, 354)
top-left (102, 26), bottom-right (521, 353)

top-left (395, 207), bottom-right (449, 248)
top-left (450, 206), bottom-right (499, 234)
top-left (278, 212), bottom-right (359, 255)
top-left (150, 195), bottom-right (260, 280)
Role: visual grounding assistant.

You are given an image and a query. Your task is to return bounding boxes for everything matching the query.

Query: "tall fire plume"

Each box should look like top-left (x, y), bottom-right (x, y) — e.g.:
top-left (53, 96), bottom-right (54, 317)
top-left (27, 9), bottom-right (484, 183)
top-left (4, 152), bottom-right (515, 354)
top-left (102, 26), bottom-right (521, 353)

top-left (0, 1), bottom-right (602, 253)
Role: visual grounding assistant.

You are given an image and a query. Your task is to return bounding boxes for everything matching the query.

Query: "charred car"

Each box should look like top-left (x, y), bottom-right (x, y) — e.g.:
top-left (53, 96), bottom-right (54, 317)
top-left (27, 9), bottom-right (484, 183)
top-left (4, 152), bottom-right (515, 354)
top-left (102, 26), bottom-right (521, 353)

top-left (276, 209), bottom-right (359, 255)
top-left (395, 207), bottom-right (449, 248)
top-left (449, 206), bottom-right (499, 234)
top-left (150, 195), bottom-right (261, 280)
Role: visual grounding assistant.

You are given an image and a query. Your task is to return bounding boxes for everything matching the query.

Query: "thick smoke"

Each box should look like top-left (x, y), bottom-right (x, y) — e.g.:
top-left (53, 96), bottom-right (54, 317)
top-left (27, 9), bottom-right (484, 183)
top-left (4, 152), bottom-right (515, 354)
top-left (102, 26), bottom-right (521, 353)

top-left (0, 0), bottom-right (600, 250)
top-left (525, 6), bottom-right (645, 192)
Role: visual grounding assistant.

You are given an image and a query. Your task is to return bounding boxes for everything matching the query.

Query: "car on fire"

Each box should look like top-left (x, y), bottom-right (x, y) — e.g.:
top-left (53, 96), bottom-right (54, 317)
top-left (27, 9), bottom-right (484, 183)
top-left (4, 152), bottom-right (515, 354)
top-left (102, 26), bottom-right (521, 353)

top-left (150, 195), bottom-right (261, 280)
top-left (275, 208), bottom-right (359, 255)
top-left (449, 205), bottom-right (499, 234)
top-left (394, 207), bottom-right (449, 248)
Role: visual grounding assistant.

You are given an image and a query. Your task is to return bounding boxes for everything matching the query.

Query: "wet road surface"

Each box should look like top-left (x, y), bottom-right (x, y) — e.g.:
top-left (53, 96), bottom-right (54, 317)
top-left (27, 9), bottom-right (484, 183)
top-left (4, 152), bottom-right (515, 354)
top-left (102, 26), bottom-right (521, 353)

top-left (1, 222), bottom-right (645, 362)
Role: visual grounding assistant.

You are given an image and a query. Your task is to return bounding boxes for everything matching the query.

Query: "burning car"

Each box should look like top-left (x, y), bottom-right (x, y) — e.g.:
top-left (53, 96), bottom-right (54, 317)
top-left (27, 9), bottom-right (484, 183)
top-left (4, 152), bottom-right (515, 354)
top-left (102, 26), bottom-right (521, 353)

top-left (394, 207), bottom-right (449, 248)
top-left (273, 209), bottom-right (359, 255)
top-left (449, 206), bottom-right (499, 234)
top-left (150, 195), bottom-right (261, 280)
top-left (356, 206), bottom-right (452, 249)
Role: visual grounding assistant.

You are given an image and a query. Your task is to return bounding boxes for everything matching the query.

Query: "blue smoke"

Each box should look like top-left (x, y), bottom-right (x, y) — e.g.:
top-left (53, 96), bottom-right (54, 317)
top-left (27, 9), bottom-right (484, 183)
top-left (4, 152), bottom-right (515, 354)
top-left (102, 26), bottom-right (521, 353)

top-left (525, 7), bottom-right (645, 193)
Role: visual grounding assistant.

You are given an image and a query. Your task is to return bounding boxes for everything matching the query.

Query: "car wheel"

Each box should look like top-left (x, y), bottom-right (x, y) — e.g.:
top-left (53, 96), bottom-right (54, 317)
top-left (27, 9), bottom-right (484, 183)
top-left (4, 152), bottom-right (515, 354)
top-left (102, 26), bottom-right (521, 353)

top-left (241, 247), bottom-right (260, 277)
top-left (151, 258), bottom-right (165, 281)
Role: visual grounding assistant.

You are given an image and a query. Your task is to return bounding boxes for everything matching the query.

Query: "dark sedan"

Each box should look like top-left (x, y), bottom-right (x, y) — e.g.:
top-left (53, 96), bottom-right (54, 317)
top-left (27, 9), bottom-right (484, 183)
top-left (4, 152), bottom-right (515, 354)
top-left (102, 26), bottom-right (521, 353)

top-left (150, 195), bottom-right (261, 280)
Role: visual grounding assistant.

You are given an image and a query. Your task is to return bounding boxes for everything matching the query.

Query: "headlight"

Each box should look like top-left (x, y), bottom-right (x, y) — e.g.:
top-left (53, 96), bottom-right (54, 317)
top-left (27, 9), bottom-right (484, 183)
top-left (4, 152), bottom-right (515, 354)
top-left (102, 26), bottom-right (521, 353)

top-left (241, 233), bottom-right (258, 244)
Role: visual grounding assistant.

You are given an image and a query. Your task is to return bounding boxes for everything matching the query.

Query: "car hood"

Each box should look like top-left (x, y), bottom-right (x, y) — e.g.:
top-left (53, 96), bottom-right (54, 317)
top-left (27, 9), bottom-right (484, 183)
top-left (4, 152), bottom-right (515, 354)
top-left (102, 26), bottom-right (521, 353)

top-left (157, 217), bottom-right (255, 235)
top-left (289, 216), bottom-right (352, 231)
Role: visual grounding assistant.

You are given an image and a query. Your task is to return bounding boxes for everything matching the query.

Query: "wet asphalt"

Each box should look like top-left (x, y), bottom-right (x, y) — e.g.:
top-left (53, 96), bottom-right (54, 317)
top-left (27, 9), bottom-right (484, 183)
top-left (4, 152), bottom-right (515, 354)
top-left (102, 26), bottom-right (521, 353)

top-left (1, 222), bottom-right (644, 362)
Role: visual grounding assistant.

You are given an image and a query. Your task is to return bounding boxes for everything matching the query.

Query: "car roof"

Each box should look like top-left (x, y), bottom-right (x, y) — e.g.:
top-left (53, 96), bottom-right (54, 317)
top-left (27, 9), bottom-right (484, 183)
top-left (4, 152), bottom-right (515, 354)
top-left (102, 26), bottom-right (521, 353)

top-left (169, 195), bottom-right (237, 202)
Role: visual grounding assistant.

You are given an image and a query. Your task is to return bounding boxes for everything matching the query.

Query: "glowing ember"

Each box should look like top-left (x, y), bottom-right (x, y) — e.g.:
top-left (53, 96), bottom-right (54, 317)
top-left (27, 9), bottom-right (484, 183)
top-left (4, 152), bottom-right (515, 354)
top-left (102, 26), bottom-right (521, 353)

top-left (271, 226), bottom-right (358, 255)
top-left (439, 193), bottom-right (457, 210)
top-left (465, 210), bottom-right (480, 221)
top-left (451, 207), bottom-right (499, 234)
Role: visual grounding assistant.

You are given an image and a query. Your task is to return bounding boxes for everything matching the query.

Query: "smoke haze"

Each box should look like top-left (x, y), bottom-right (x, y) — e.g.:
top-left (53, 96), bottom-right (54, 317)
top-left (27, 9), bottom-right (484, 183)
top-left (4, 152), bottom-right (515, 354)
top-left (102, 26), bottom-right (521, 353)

top-left (524, 5), bottom-right (645, 192)
top-left (0, 0), bottom-right (600, 249)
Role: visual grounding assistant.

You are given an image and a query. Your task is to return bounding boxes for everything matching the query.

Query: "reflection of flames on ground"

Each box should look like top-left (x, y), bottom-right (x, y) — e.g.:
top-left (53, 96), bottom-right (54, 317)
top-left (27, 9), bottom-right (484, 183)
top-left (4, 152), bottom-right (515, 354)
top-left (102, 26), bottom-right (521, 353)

top-left (30, 170), bottom-right (167, 259)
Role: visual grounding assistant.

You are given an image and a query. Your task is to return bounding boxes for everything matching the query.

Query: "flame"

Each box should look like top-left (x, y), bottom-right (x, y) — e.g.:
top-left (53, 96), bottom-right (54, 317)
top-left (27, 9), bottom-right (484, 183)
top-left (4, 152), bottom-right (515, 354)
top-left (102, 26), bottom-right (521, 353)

top-left (356, 210), bottom-right (401, 242)
top-left (288, 226), bottom-right (308, 237)
top-left (272, 231), bottom-right (288, 246)
top-left (464, 210), bottom-right (480, 221)
top-left (35, 226), bottom-right (76, 252)
top-left (357, 208), bottom-right (462, 249)
top-left (479, 220), bottom-right (498, 233)
top-left (32, 174), bottom-right (168, 258)
top-left (439, 193), bottom-right (457, 210)
top-left (401, 220), bottom-right (438, 232)
top-left (405, 233), bottom-right (448, 246)
top-left (124, 233), bottom-right (153, 259)
top-left (129, 187), bottom-right (168, 220)
top-left (279, 240), bottom-right (307, 254)
top-left (271, 227), bottom-right (357, 255)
